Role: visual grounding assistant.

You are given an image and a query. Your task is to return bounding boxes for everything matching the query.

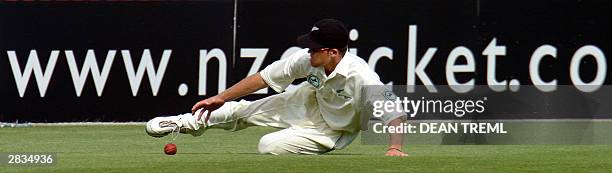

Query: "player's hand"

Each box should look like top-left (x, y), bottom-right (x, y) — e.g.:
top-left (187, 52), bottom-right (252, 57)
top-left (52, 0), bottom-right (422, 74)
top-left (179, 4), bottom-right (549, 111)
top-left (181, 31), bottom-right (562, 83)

top-left (385, 148), bottom-right (408, 157)
top-left (191, 96), bottom-right (225, 122)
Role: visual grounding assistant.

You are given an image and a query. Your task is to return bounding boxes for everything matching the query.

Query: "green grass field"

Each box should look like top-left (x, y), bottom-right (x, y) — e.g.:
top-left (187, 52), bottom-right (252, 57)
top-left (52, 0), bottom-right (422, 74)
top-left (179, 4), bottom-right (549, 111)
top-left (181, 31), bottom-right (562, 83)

top-left (1, 125), bottom-right (611, 172)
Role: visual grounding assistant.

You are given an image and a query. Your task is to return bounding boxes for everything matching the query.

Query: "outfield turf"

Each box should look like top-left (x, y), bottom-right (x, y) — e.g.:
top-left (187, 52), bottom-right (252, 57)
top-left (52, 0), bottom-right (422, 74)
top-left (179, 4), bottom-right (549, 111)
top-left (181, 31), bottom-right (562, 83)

top-left (0, 125), bottom-right (611, 173)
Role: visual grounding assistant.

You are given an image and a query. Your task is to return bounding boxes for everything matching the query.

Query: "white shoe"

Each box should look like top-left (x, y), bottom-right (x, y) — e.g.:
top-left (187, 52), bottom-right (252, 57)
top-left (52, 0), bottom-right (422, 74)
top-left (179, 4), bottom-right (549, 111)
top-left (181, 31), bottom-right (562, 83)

top-left (145, 113), bottom-right (205, 137)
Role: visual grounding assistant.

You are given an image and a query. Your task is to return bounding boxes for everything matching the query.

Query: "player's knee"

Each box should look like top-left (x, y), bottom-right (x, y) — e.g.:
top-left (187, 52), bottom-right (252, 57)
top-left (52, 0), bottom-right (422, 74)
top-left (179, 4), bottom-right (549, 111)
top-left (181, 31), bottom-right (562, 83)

top-left (257, 134), bottom-right (278, 154)
top-left (258, 134), bottom-right (291, 155)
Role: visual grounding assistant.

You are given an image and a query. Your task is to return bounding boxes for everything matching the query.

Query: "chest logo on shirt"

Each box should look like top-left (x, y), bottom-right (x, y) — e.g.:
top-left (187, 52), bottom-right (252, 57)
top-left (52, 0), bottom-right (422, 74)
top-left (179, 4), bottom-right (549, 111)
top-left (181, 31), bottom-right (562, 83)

top-left (383, 90), bottom-right (396, 100)
top-left (307, 74), bottom-right (321, 88)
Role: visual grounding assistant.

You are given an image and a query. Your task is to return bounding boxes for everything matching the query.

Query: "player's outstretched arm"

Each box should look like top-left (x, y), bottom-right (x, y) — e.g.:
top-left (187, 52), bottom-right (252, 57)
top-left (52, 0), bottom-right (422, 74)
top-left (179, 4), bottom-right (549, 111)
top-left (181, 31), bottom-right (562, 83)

top-left (191, 72), bottom-right (268, 121)
top-left (385, 117), bottom-right (408, 157)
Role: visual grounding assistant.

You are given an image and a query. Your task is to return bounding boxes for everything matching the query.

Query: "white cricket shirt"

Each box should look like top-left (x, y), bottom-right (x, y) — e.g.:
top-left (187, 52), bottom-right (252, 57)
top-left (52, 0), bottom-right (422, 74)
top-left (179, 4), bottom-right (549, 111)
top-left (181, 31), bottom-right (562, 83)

top-left (260, 48), bottom-right (405, 149)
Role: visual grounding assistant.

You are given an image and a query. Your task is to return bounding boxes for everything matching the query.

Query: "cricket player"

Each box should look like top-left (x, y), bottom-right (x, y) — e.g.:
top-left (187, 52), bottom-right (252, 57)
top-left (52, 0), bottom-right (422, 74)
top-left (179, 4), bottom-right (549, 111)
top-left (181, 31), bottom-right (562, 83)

top-left (146, 19), bottom-right (408, 156)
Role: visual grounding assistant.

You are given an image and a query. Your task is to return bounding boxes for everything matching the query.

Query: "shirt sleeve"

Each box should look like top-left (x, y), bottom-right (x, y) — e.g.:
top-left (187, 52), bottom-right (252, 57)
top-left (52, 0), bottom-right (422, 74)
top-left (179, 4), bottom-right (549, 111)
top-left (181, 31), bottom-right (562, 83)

top-left (359, 72), bottom-right (407, 125)
top-left (260, 49), bottom-right (311, 93)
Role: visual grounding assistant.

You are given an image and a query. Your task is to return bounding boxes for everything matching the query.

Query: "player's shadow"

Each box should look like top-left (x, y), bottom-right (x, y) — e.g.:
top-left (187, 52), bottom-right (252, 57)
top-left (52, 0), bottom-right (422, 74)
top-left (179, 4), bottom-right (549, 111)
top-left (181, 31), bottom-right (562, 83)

top-left (323, 153), bottom-right (363, 156)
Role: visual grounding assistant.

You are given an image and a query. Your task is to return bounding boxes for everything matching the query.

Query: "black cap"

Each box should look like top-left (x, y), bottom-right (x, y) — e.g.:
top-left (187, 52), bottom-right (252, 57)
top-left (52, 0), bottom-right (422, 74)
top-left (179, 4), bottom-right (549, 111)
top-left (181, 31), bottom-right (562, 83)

top-left (297, 19), bottom-right (349, 50)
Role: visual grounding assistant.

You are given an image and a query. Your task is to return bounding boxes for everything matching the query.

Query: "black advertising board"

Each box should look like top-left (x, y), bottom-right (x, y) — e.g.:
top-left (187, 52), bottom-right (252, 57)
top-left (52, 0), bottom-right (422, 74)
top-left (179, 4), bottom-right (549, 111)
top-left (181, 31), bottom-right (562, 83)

top-left (0, 2), bottom-right (234, 122)
top-left (1, 0), bottom-right (611, 122)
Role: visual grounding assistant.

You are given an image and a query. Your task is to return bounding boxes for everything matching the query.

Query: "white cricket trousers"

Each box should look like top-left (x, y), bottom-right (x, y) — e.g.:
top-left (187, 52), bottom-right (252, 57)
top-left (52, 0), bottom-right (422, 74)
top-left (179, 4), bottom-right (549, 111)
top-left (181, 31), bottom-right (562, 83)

top-left (197, 86), bottom-right (342, 155)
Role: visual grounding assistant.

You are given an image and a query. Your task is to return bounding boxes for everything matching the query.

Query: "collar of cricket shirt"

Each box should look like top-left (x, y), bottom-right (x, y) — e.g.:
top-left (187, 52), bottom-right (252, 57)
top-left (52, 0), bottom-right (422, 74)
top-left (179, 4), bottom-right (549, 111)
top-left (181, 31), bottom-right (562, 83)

top-left (326, 53), bottom-right (351, 79)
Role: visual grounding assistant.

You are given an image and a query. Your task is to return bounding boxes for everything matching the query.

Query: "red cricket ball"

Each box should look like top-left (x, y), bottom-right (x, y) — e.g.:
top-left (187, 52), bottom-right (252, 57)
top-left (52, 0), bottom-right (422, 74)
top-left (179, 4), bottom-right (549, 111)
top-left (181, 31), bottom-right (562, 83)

top-left (164, 143), bottom-right (177, 155)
